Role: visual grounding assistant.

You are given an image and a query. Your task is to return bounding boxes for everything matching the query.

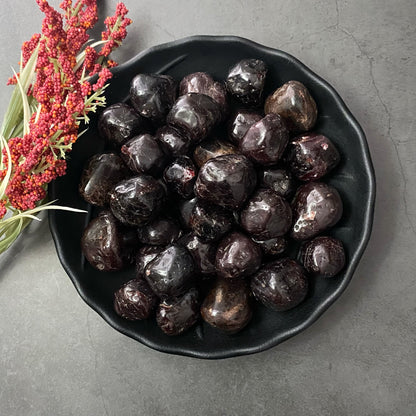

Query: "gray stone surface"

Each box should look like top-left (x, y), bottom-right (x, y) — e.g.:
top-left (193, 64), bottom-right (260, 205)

top-left (0, 0), bottom-right (415, 415)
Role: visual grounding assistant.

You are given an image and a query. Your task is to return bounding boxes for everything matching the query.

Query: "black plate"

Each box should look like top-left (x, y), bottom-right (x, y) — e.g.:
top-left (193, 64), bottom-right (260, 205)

top-left (49, 36), bottom-right (375, 359)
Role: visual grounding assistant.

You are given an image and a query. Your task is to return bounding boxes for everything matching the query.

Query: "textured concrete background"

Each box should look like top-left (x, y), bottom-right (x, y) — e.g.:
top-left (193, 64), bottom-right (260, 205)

top-left (1, 1), bottom-right (415, 415)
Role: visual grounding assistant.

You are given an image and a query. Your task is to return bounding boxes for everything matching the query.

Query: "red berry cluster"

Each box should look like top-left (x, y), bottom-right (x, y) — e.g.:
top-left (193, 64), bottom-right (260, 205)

top-left (0, 0), bottom-right (131, 216)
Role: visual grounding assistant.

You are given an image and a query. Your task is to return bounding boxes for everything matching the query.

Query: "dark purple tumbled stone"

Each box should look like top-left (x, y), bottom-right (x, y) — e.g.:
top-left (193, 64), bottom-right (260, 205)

top-left (109, 175), bottom-right (166, 226)
top-left (240, 189), bottom-right (292, 239)
top-left (163, 156), bottom-right (197, 198)
top-left (227, 109), bottom-right (263, 145)
top-left (259, 168), bottom-right (296, 199)
top-left (194, 154), bottom-right (257, 210)
top-left (265, 80), bottom-right (317, 132)
top-left (155, 125), bottom-right (192, 157)
top-left (137, 217), bottom-right (182, 246)
top-left (251, 258), bottom-right (308, 311)
top-left (225, 59), bottom-right (267, 107)
top-left (167, 93), bottom-right (221, 142)
top-left (98, 103), bottom-right (148, 147)
top-left (301, 236), bottom-right (346, 278)
top-left (178, 233), bottom-right (217, 276)
top-left (189, 200), bottom-right (233, 243)
top-left (286, 133), bottom-right (340, 181)
top-left (144, 244), bottom-right (195, 297)
top-left (79, 153), bottom-right (129, 206)
top-left (81, 211), bottom-right (130, 272)
top-left (215, 231), bottom-right (262, 279)
top-left (193, 137), bottom-right (238, 168)
top-left (240, 113), bottom-right (289, 166)
top-left (156, 288), bottom-right (200, 336)
top-left (120, 134), bottom-right (167, 176)
top-left (135, 245), bottom-right (165, 278)
top-left (179, 72), bottom-right (229, 117)
top-left (114, 278), bottom-right (158, 321)
top-left (130, 73), bottom-right (177, 125)
top-left (291, 182), bottom-right (343, 241)
top-left (201, 278), bottom-right (252, 333)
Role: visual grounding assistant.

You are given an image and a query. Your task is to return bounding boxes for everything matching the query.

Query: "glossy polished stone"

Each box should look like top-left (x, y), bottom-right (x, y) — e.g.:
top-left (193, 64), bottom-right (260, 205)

top-left (194, 154), bottom-right (257, 210)
top-left (98, 103), bottom-right (148, 147)
top-left (240, 188), bottom-right (292, 239)
top-left (179, 72), bottom-right (229, 116)
top-left (189, 200), bottom-right (233, 242)
top-left (226, 59), bottom-right (267, 107)
top-left (167, 93), bottom-right (221, 142)
top-left (240, 113), bottom-right (289, 165)
top-left (79, 153), bottom-right (129, 206)
top-left (130, 73), bottom-right (177, 125)
top-left (144, 244), bottom-right (195, 297)
top-left (120, 134), bottom-right (167, 176)
top-left (264, 80), bottom-right (317, 132)
top-left (291, 182), bottom-right (343, 241)
top-left (215, 231), bottom-right (262, 279)
top-left (227, 109), bottom-right (263, 145)
top-left (81, 211), bottom-right (129, 272)
top-left (109, 175), bottom-right (167, 226)
top-left (251, 258), bottom-right (308, 311)
top-left (286, 133), bottom-right (340, 181)
top-left (301, 236), bottom-right (346, 277)
top-left (156, 288), bottom-right (200, 336)
top-left (114, 279), bottom-right (158, 321)
top-left (155, 125), bottom-right (192, 157)
top-left (201, 278), bottom-right (252, 333)
top-left (251, 236), bottom-right (287, 257)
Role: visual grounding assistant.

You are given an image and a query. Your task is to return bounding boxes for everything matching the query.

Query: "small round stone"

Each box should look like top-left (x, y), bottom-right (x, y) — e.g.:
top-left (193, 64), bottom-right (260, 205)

top-left (194, 154), bottom-right (257, 210)
top-left (226, 59), bottom-right (267, 107)
top-left (109, 175), bottom-right (166, 226)
top-left (144, 244), bottom-right (195, 297)
top-left (120, 134), bottom-right (167, 176)
top-left (98, 103), bottom-right (148, 147)
top-left (291, 182), bottom-right (343, 241)
top-left (251, 258), bottom-right (308, 311)
top-left (155, 125), bottom-right (192, 157)
top-left (215, 231), bottom-right (262, 279)
top-left (189, 200), bottom-right (233, 242)
top-left (81, 211), bottom-right (129, 272)
top-left (201, 278), bottom-right (252, 333)
top-left (240, 113), bottom-right (289, 166)
top-left (240, 189), bottom-right (292, 239)
top-left (156, 288), bottom-right (200, 336)
top-left (114, 279), bottom-right (158, 321)
top-left (302, 236), bottom-right (346, 277)
top-left (130, 73), bottom-right (177, 125)
top-left (286, 133), bottom-right (340, 181)
top-left (265, 80), bottom-right (317, 132)
top-left (167, 93), bottom-right (221, 142)
top-left (79, 153), bottom-right (129, 206)
top-left (179, 72), bottom-right (229, 117)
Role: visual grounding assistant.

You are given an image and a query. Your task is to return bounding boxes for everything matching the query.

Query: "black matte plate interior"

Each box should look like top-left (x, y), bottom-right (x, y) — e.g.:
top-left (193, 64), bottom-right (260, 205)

top-left (49, 36), bottom-right (375, 359)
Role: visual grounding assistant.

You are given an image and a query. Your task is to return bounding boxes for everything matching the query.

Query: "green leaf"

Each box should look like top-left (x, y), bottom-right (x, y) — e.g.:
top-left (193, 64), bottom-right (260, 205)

top-left (0, 135), bottom-right (12, 199)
